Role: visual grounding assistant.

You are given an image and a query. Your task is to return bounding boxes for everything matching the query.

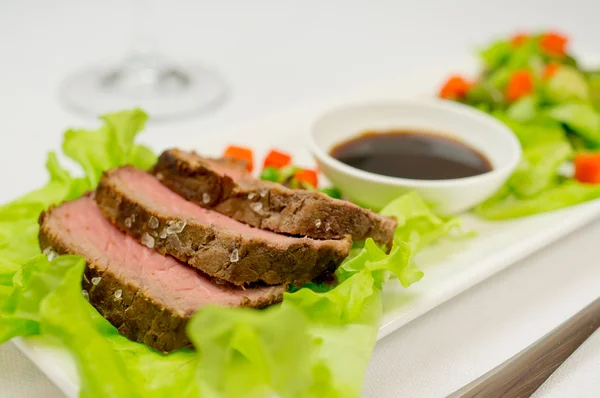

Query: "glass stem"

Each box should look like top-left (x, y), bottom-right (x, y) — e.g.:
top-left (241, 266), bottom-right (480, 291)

top-left (128, 0), bottom-right (162, 61)
top-left (101, 0), bottom-right (189, 94)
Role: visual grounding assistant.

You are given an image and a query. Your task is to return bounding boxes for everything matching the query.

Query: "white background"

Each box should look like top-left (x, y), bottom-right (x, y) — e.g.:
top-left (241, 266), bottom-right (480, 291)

top-left (1, 0), bottom-right (599, 396)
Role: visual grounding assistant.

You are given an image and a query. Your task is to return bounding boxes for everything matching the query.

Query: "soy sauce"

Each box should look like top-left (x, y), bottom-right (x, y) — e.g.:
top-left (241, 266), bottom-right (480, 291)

top-left (330, 130), bottom-right (492, 180)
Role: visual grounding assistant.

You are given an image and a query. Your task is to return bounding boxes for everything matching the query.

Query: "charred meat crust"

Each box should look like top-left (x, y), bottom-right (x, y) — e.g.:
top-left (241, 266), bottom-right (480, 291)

top-left (95, 168), bottom-right (352, 287)
top-left (38, 204), bottom-right (283, 354)
top-left (152, 149), bottom-right (397, 248)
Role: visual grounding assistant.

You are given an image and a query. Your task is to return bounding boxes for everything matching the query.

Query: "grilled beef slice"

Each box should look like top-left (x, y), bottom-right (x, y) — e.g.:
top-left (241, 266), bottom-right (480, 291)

top-left (152, 149), bottom-right (397, 248)
top-left (95, 167), bottom-right (351, 287)
top-left (39, 196), bottom-right (283, 353)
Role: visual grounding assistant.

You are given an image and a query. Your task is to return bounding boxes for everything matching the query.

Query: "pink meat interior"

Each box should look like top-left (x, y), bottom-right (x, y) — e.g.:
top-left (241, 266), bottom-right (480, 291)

top-left (115, 167), bottom-right (308, 243)
top-left (47, 196), bottom-right (279, 314)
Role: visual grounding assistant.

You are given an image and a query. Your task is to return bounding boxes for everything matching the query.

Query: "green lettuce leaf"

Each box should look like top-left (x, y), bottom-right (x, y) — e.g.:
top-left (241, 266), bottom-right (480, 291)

top-left (476, 180), bottom-right (600, 219)
top-left (544, 66), bottom-right (590, 103)
top-left (506, 95), bottom-right (539, 122)
top-left (509, 140), bottom-right (572, 197)
top-left (479, 40), bottom-right (512, 70)
top-left (62, 108), bottom-right (156, 188)
top-left (464, 81), bottom-right (505, 108)
top-left (493, 113), bottom-right (566, 149)
top-left (380, 192), bottom-right (462, 252)
top-left (189, 305), bottom-right (314, 398)
top-left (0, 153), bottom-right (79, 290)
top-left (547, 103), bottom-right (600, 146)
top-left (588, 72), bottom-right (600, 111)
top-left (10, 255), bottom-right (143, 397)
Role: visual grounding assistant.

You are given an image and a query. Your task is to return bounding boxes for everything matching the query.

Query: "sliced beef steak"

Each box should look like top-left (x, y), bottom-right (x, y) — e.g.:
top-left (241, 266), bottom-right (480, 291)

top-left (39, 196), bottom-right (283, 353)
top-left (95, 167), bottom-right (351, 286)
top-left (152, 149), bottom-right (397, 248)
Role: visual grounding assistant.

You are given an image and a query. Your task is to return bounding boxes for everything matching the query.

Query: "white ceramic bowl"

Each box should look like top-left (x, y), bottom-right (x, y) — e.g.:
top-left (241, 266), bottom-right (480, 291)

top-left (309, 99), bottom-right (522, 214)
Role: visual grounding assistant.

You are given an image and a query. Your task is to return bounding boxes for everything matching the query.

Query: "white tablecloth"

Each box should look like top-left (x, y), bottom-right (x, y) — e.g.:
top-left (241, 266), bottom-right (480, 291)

top-left (1, 0), bottom-right (599, 396)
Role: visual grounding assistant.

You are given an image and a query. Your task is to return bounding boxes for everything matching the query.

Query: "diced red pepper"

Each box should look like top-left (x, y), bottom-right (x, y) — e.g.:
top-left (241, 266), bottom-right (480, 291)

top-left (543, 63), bottom-right (560, 80)
top-left (294, 169), bottom-right (318, 188)
top-left (263, 149), bottom-right (292, 169)
top-left (439, 75), bottom-right (471, 100)
top-left (540, 32), bottom-right (568, 57)
top-left (510, 33), bottom-right (529, 47)
top-left (574, 153), bottom-right (600, 184)
top-left (223, 145), bottom-right (253, 172)
top-left (506, 70), bottom-right (534, 102)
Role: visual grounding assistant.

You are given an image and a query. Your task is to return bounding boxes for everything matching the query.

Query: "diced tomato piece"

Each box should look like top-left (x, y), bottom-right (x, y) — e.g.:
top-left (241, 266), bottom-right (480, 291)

top-left (439, 75), bottom-right (471, 100)
top-left (294, 169), bottom-right (318, 188)
top-left (263, 149), bottom-right (292, 169)
top-left (540, 32), bottom-right (568, 57)
top-left (510, 33), bottom-right (529, 47)
top-left (543, 63), bottom-right (560, 80)
top-left (575, 153), bottom-right (600, 184)
top-left (223, 145), bottom-right (253, 172)
top-left (506, 70), bottom-right (534, 102)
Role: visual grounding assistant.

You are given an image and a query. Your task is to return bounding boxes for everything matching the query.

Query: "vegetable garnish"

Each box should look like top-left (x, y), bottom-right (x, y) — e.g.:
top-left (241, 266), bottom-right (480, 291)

top-left (575, 152), bottom-right (600, 184)
top-left (543, 62), bottom-right (560, 80)
top-left (259, 166), bottom-right (280, 182)
top-left (440, 30), bottom-right (600, 219)
top-left (510, 33), bottom-right (529, 47)
top-left (223, 145), bottom-right (253, 172)
top-left (540, 31), bottom-right (568, 57)
top-left (439, 75), bottom-right (471, 100)
top-left (263, 149), bottom-right (292, 169)
top-left (506, 70), bottom-right (534, 102)
top-left (320, 187), bottom-right (343, 199)
top-left (256, 149), bottom-right (323, 191)
top-left (294, 169), bottom-right (319, 188)
top-left (0, 109), bottom-right (460, 397)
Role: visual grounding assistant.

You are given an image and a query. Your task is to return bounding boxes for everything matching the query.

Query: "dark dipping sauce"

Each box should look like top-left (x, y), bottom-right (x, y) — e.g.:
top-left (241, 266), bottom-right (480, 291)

top-left (330, 130), bottom-right (492, 180)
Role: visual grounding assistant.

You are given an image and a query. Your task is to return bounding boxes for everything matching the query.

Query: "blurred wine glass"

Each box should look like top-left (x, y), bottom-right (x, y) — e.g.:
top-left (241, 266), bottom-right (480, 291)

top-left (59, 0), bottom-right (228, 120)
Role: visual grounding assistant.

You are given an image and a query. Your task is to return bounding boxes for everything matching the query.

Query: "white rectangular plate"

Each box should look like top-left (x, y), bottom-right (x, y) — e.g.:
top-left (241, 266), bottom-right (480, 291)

top-left (12, 54), bottom-right (600, 397)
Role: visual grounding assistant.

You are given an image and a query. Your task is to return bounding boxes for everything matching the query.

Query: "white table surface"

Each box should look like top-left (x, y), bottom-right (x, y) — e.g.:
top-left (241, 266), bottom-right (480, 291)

top-left (1, 0), bottom-right (600, 397)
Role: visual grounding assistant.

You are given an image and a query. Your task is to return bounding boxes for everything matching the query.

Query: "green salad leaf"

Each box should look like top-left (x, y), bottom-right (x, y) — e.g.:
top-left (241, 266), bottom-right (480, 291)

top-left (506, 95), bottom-right (539, 122)
top-left (544, 66), bottom-right (590, 103)
top-left (493, 113), bottom-right (566, 148)
top-left (0, 109), bottom-right (457, 397)
top-left (380, 192), bottom-right (463, 252)
top-left (465, 81), bottom-right (504, 108)
top-left (479, 40), bottom-right (513, 70)
top-left (547, 103), bottom-right (600, 146)
top-left (509, 140), bottom-right (572, 197)
top-left (476, 180), bottom-right (600, 219)
top-left (588, 72), bottom-right (600, 110)
top-left (62, 109), bottom-right (156, 188)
